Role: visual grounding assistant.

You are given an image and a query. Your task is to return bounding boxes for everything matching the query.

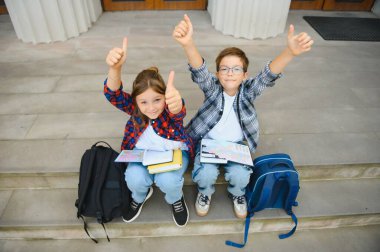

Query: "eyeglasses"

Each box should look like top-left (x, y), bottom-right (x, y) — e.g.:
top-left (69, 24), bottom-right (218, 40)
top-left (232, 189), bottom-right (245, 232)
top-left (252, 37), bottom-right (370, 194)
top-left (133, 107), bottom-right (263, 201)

top-left (218, 66), bottom-right (245, 75)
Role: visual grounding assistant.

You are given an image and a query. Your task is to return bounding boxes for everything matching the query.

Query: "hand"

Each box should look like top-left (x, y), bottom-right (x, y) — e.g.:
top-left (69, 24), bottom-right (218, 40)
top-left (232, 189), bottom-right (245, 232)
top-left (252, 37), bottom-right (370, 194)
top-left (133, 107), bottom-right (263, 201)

top-left (287, 25), bottom-right (313, 56)
top-left (172, 14), bottom-right (193, 46)
top-left (165, 71), bottom-right (183, 114)
top-left (106, 37), bottom-right (128, 69)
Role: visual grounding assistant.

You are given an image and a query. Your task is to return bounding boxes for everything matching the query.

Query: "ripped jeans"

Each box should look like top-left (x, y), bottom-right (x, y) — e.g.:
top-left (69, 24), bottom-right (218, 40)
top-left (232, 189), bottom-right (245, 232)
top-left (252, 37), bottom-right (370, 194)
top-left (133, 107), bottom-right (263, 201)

top-left (192, 149), bottom-right (252, 197)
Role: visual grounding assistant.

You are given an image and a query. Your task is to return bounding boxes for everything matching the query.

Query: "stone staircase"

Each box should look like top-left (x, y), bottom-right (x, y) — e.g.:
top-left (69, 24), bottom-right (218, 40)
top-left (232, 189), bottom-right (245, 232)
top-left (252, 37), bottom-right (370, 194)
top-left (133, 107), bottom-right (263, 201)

top-left (1, 10), bottom-right (380, 252)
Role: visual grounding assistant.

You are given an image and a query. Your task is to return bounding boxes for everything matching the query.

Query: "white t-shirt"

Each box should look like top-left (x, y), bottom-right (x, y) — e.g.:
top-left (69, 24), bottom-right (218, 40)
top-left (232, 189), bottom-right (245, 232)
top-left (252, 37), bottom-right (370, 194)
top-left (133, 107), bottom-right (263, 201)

top-left (135, 122), bottom-right (188, 151)
top-left (205, 92), bottom-right (244, 142)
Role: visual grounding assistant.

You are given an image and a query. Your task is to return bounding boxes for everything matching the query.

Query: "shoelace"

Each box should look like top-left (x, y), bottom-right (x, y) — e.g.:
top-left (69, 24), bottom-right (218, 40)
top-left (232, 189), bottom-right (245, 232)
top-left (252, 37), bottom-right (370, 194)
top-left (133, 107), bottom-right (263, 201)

top-left (198, 194), bottom-right (210, 206)
top-left (173, 200), bottom-right (184, 213)
top-left (233, 196), bottom-right (246, 205)
top-left (130, 200), bottom-right (139, 211)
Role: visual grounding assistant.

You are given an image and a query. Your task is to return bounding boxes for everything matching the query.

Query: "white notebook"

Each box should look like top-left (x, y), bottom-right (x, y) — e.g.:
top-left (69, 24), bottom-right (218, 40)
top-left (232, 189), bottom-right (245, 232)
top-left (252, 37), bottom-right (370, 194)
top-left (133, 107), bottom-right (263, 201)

top-left (142, 150), bottom-right (173, 166)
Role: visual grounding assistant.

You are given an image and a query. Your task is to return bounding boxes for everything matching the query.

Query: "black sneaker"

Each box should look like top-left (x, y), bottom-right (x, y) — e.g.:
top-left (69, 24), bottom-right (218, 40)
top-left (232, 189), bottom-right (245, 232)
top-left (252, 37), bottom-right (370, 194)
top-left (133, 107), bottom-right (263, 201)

top-left (171, 195), bottom-right (189, 227)
top-left (122, 187), bottom-right (153, 223)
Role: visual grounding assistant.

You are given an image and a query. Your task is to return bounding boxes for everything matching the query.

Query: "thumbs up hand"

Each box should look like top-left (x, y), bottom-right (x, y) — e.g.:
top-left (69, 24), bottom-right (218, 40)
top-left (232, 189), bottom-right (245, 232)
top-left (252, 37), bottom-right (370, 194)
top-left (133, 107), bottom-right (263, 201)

top-left (106, 37), bottom-right (128, 69)
top-left (173, 14), bottom-right (194, 46)
top-left (165, 71), bottom-right (183, 114)
top-left (287, 25), bottom-right (313, 56)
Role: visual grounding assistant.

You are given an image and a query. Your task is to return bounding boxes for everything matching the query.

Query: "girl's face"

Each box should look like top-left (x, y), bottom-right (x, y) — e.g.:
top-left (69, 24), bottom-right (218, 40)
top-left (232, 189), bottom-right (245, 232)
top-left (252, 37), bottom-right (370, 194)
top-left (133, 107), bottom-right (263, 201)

top-left (135, 87), bottom-right (165, 119)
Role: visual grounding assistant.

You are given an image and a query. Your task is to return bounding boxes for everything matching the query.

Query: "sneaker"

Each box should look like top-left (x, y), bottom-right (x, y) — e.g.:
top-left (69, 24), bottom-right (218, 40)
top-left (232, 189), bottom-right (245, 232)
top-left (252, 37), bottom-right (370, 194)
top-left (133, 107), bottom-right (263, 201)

top-left (122, 187), bottom-right (153, 223)
top-left (231, 194), bottom-right (247, 219)
top-left (195, 192), bottom-right (211, 217)
top-left (171, 195), bottom-right (189, 227)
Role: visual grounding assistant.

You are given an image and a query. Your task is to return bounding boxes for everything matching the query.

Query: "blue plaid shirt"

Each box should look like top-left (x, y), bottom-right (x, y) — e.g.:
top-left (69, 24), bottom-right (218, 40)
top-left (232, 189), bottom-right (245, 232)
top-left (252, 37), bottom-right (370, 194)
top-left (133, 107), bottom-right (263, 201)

top-left (186, 60), bottom-right (282, 153)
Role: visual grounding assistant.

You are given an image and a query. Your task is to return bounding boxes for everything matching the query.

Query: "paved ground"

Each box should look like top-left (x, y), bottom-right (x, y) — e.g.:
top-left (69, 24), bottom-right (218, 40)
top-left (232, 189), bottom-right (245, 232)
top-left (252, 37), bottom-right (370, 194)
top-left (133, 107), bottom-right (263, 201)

top-left (1, 10), bottom-right (379, 174)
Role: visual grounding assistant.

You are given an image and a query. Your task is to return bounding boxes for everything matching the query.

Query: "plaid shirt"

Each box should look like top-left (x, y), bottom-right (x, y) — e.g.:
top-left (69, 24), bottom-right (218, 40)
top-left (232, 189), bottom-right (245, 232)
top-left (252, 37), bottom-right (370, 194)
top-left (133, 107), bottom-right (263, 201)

top-left (103, 80), bottom-right (195, 158)
top-left (186, 60), bottom-right (282, 153)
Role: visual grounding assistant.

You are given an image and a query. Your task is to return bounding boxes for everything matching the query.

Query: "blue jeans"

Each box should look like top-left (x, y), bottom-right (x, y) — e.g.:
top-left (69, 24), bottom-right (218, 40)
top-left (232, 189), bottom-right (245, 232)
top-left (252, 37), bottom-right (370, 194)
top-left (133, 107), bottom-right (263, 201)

top-left (125, 150), bottom-right (189, 204)
top-left (192, 150), bottom-right (252, 197)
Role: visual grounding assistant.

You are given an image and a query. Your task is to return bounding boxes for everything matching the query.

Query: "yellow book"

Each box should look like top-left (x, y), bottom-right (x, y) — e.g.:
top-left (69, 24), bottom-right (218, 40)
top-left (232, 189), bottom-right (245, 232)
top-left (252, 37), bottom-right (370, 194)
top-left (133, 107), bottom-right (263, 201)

top-left (147, 149), bottom-right (182, 174)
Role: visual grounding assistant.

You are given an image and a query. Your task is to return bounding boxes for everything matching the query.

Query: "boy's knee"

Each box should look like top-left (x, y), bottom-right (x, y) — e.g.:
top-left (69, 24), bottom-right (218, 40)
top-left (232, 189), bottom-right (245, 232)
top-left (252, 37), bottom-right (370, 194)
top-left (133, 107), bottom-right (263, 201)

top-left (226, 166), bottom-right (252, 186)
top-left (193, 166), bottom-right (219, 184)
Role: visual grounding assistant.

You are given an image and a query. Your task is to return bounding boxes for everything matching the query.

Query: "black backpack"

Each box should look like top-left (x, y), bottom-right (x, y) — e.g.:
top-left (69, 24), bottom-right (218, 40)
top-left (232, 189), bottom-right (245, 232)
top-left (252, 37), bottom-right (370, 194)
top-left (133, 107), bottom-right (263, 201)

top-left (75, 141), bottom-right (131, 243)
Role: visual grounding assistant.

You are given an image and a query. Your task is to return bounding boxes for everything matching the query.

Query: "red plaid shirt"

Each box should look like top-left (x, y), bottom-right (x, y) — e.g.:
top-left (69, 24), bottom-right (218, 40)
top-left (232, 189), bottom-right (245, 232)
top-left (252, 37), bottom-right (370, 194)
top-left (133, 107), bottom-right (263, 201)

top-left (104, 80), bottom-right (194, 158)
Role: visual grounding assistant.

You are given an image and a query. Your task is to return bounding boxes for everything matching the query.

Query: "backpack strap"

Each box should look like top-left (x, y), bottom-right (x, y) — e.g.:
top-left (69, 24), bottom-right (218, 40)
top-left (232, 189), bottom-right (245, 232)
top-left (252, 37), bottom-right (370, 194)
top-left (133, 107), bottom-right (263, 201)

top-left (93, 141), bottom-right (115, 151)
top-left (252, 173), bottom-right (276, 212)
top-left (94, 147), bottom-right (113, 242)
top-left (279, 212), bottom-right (298, 239)
top-left (225, 173), bottom-right (276, 248)
top-left (95, 147), bottom-right (113, 222)
top-left (79, 215), bottom-right (98, 243)
top-left (225, 213), bottom-right (254, 248)
top-left (100, 222), bottom-right (111, 242)
top-left (278, 178), bottom-right (299, 239)
top-left (76, 148), bottom-right (97, 218)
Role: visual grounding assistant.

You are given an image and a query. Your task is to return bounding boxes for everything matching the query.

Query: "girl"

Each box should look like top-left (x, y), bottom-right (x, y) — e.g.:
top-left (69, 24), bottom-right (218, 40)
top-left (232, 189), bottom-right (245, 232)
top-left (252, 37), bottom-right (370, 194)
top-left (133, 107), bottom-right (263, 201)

top-left (104, 37), bottom-right (194, 227)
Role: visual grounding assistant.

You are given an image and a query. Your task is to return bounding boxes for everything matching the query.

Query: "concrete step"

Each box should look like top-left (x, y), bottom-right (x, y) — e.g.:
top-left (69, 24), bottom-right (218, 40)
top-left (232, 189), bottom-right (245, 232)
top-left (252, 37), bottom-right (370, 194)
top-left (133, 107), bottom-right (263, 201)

top-left (0, 136), bottom-right (379, 189)
top-left (0, 179), bottom-right (379, 240)
top-left (1, 225), bottom-right (379, 252)
top-left (1, 162), bottom-right (379, 190)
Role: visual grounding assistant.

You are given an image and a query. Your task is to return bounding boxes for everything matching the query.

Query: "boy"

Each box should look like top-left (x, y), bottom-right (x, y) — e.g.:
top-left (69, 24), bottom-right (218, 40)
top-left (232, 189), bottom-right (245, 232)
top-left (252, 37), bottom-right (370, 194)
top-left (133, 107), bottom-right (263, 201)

top-left (173, 15), bottom-right (313, 218)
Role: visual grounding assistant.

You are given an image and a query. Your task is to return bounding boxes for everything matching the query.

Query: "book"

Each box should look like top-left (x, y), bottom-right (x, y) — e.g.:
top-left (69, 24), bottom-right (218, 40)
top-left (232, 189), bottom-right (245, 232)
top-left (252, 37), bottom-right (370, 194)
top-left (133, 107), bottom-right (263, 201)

top-left (142, 150), bottom-right (173, 166)
top-left (115, 149), bottom-right (144, 163)
top-left (115, 149), bottom-right (173, 166)
top-left (147, 149), bottom-right (182, 174)
top-left (200, 139), bottom-right (253, 166)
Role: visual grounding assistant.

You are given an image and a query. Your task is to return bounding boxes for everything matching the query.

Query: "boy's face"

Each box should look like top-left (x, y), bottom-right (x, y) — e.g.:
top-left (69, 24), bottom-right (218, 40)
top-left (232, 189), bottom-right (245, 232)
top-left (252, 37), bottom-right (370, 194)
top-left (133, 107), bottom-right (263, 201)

top-left (136, 88), bottom-right (166, 119)
top-left (216, 55), bottom-right (248, 96)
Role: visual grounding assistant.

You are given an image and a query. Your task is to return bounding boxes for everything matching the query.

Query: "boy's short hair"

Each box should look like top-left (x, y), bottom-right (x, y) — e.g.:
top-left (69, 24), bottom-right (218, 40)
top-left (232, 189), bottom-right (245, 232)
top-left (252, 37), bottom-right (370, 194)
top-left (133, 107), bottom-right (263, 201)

top-left (215, 47), bottom-right (249, 72)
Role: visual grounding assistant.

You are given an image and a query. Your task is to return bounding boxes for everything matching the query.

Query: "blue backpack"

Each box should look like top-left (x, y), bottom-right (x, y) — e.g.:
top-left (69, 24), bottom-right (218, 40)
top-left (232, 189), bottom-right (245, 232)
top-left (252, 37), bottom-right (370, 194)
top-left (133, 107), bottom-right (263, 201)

top-left (226, 153), bottom-right (300, 248)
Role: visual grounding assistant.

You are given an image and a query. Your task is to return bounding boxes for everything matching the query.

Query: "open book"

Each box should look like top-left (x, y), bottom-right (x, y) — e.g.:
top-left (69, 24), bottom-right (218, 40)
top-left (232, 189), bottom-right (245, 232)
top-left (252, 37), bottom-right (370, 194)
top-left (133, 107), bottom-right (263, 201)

top-left (147, 149), bottom-right (182, 174)
top-left (115, 149), bottom-right (173, 166)
top-left (200, 139), bottom-right (253, 166)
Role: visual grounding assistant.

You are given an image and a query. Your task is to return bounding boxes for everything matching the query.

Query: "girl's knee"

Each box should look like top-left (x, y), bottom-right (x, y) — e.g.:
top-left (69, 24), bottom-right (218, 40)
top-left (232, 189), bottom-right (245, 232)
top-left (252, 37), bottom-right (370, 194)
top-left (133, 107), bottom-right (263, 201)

top-left (125, 164), bottom-right (151, 188)
top-left (155, 173), bottom-right (183, 192)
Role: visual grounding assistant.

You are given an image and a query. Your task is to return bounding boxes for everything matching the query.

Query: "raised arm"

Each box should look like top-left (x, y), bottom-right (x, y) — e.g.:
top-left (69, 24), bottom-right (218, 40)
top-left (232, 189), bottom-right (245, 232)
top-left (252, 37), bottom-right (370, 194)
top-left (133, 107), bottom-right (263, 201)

top-left (173, 14), bottom-right (203, 69)
top-left (105, 37), bottom-right (128, 91)
top-left (269, 25), bottom-right (313, 74)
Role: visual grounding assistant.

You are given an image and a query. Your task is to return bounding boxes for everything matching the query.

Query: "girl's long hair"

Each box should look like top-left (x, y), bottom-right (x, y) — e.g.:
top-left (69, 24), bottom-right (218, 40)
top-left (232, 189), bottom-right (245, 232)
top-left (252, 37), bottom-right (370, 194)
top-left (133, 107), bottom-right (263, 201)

top-left (131, 67), bottom-right (166, 127)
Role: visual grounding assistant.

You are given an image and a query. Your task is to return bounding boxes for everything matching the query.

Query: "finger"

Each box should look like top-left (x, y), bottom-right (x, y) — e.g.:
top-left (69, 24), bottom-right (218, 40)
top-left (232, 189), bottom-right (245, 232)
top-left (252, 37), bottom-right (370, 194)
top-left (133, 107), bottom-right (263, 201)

top-left (299, 36), bottom-right (312, 46)
top-left (287, 24), bottom-right (295, 38)
top-left (296, 32), bottom-right (308, 42)
top-left (166, 95), bottom-right (180, 104)
top-left (167, 101), bottom-right (180, 110)
top-left (173, 30), bottom-right (184, 38)
top-left (174, 27), bottom-right (187, 37)
top-left (180, 20), bottom-right (188, 30)
top-left (302, 40), bottom-right (314, 49)
top-left (177, 24), bottom-right (188, 35)
top-left (106, 58), bottom-right (115, 66)
top-left (110, 55), bottom-right (121, 64)
top-left (175, 22), bottom-right (188, 36)
top-left (166, 71), bottom-right (175, 91)
top-left (184, 14), bottom-right (193, 32)
top-left (168, 104), bottom-right (180, 112)
top-left (122, 37), bottom-right (128, 55)
top-left (110, 50), bottom-right (123, 60)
